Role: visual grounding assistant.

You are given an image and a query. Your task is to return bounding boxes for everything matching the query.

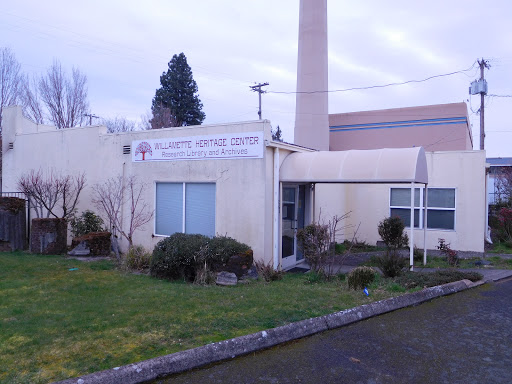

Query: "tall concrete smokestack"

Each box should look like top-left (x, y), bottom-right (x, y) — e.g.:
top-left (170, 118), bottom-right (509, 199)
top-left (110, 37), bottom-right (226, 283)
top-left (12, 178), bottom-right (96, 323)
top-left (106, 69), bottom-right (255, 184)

top-left (294, 0), bottom-right (329, 151)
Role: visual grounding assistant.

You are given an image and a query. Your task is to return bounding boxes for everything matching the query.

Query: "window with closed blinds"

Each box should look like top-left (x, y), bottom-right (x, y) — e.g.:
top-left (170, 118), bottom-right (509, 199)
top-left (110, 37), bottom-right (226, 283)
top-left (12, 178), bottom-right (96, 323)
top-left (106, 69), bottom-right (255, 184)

top-left (155, 183), bottom-right (183, 236)
top-left (185, 183), bottom-right (216, 237)
top-left (155, 182), bottom-right (216, 237)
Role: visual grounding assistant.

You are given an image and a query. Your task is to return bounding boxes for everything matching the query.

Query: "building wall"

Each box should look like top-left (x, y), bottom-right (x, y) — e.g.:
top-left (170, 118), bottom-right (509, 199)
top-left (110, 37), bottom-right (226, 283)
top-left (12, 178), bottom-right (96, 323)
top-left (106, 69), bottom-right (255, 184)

top-left (338, 151), bottom-right (486, 252)
top-left (329, 103), bottom-right (473, 152)
top-left (313, 184), bottom-right (347, 243)
top-left (2, 106), bottom-right (276, 262)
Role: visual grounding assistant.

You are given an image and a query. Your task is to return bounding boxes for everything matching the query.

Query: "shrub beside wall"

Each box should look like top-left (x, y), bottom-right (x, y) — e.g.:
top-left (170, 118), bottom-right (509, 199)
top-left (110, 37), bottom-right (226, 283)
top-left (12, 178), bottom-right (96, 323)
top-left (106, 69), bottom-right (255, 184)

top-left (30, 218), bottom-right (67, 254)
top-left (150, 233), bottom-right (252, 281)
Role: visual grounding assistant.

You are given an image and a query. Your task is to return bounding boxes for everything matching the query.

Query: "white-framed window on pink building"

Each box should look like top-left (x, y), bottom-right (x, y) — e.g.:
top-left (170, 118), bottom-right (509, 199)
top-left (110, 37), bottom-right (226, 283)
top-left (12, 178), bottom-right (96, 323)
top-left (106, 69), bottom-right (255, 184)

top-left (390, 187), bottom-right (455, 230)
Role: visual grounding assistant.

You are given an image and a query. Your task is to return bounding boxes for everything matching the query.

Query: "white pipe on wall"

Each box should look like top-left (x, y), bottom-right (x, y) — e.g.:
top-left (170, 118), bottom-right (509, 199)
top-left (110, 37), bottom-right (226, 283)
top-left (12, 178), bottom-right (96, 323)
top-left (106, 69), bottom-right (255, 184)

top-left (424, 184), bottom-right (428, 265)
top-left (410, 182), bottom-right (415, 271)
top-left (273, 147), bottom-right (280, 270)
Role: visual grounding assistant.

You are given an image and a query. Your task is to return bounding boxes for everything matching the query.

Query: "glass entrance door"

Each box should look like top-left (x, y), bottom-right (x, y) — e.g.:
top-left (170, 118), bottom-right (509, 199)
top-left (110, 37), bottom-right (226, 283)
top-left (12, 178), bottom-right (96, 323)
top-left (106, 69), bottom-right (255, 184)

top-left (282, 185), bottom-right (307, 269)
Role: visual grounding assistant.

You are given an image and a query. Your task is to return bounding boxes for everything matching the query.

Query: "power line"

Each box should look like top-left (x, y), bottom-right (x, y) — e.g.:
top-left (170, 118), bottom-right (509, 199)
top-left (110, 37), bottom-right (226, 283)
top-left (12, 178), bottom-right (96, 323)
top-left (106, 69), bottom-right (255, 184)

top-left (488, 94), bottom-right (512, 98)
top-left (0, 11), bottom-right (254, 86)
top-left (267, 62), bottom-right (478, 95)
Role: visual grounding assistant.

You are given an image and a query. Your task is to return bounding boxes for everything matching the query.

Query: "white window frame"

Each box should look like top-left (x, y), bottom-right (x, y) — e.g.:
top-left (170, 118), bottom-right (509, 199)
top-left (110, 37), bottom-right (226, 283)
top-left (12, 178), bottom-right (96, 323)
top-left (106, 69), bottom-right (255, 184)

top-left (389, 187), bottom-right (456, 231)
top-left (154, 182), bottom-right (216, 237)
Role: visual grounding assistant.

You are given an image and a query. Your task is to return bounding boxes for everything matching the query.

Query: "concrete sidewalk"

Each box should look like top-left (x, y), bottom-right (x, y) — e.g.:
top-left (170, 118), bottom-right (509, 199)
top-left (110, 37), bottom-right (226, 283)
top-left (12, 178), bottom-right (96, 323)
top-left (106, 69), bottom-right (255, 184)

top-left (413, 267), bottom-right (512, 282)
top-left (325, 263), bottom-right (512, 282)
top-left (293, 253), bottom-right (512, 282)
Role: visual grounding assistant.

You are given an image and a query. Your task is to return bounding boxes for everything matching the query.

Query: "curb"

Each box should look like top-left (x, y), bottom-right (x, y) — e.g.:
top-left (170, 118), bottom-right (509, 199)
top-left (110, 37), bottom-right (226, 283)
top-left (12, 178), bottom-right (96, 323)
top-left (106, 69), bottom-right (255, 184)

top-left (53, 279), bottom-right (479, 384)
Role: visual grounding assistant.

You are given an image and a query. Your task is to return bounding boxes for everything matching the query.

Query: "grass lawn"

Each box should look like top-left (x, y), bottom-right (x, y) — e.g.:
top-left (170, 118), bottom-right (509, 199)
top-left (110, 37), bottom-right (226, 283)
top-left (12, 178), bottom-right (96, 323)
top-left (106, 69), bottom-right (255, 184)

top-left (487, 242), bottom-right (512, 254)
top-left (1, 252), bottom-right (404, 384)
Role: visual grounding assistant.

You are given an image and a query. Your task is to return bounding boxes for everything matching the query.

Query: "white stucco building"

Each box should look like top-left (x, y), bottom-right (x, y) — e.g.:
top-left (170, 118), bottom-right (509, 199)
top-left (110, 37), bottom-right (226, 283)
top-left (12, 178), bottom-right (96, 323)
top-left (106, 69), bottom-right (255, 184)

top-left (2, 105), bottom-right (435, 269)
top-left (0, 0), bottom-right (489, 269)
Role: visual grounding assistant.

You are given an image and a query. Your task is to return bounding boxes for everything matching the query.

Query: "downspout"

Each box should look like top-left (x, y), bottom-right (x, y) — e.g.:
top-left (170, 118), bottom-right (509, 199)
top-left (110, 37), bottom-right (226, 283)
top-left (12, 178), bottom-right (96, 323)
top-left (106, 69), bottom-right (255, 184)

top-left (119, 162), bottom-right (126, 250)
top-left (485, 166), bottom-right (492, 244)
top-left (423, 184), bottom-right (428, 265)
top-left (410, 182), bottom-right (415, 271)
top-left (273, 147), bottom-right (280, 271)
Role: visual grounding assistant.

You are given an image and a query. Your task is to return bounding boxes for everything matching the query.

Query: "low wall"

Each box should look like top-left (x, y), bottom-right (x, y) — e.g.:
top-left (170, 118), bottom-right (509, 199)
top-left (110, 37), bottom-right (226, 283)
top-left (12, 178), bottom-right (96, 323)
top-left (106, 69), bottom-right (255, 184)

top-left (31, 218), bottom-right (67, 254)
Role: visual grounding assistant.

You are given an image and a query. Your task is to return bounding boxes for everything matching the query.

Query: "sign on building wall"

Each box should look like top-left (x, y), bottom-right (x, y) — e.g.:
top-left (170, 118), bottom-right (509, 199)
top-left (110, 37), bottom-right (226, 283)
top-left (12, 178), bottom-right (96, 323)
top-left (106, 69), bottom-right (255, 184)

top-left (132, 131), bottom-right (264, 162)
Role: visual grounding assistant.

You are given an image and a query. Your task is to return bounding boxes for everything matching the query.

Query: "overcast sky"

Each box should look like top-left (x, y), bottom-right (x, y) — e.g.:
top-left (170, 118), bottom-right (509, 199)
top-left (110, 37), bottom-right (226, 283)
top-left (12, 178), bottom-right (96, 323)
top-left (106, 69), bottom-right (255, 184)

top-left (1, 0), bottom-right (511, 156)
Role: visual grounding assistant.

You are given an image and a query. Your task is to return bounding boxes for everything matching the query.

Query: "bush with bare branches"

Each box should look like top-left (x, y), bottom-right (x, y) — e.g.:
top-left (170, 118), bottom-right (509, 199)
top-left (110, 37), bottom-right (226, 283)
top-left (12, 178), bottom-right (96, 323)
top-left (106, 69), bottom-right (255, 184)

top-left (296, 212), bottom-right (353, 276)
top-left (17, 169), bottom-right (86, 219)
top-left (92, 176), bottom-right (153, 254)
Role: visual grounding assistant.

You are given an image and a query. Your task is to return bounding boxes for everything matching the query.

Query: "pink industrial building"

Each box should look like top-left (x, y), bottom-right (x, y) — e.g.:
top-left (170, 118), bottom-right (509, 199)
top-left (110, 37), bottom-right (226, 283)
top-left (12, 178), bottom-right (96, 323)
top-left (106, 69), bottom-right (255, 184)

top-left (329, 102), bottom-right (473, 152)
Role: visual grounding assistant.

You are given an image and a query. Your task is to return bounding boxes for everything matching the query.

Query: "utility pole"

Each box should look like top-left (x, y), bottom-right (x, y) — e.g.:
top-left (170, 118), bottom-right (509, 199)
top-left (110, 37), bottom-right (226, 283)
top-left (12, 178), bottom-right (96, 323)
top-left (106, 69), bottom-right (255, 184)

top-left (470, 58), bottom-right (490, 150)
top-left (250, 82), bottom-right (269, 120)
top-left (83, 113), bottom-right (99, 126)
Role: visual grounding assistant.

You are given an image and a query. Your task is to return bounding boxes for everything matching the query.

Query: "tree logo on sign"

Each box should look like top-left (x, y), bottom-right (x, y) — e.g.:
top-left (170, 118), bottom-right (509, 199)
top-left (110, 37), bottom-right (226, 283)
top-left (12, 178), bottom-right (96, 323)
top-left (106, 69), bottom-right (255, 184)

top-left (135, 142), bottom-right (152, 160)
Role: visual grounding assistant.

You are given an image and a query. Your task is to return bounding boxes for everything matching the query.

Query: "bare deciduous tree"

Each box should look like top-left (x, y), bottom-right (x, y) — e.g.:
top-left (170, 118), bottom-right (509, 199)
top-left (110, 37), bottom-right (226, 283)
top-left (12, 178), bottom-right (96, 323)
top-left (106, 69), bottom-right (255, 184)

top-left (39, 61), bottom-right (89, 129)
top-left (21, 75), bottom-right (44, 124)
top-left (101, 116), bottom-right (136, 133)
top-left (92, 176), bottom-right (153, 253)
top-left (0, 47), bottom-right (23, 129)
top-left (139, 110), bottom-right (153, 130)
top-left (17, 169), bottom-right (86, 219)
top-left (495, 167), bottom-right (512, 205)
top-left (149, 103), bottom-right (178, 129)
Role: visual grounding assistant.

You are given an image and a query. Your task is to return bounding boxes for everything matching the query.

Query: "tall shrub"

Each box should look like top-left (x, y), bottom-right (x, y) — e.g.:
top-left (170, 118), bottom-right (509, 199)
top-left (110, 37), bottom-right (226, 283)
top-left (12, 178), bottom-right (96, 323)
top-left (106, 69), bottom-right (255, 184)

top-left (296, 223), bottom-right (330, 272)
top-left (378, 216), bottom-right (409, 253)
top-left (376, 216), bottom-right (409, 277)
top-left (70, 210), bottom-right (105, 237)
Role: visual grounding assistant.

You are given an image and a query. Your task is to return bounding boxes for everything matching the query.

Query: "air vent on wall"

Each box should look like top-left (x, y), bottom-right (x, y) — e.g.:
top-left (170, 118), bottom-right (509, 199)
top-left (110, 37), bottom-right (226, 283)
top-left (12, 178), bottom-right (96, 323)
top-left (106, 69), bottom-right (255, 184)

top-left (123, 145), bottom-right (131, 155)
top-left (8, 143), bottom-right (13, 150)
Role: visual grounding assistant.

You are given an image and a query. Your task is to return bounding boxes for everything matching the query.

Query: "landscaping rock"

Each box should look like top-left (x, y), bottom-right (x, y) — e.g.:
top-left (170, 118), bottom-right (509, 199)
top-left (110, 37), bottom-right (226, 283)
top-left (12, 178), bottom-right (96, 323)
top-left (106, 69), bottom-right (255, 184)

top-left (216, 271), bottom-right (238, 286)
top-left (68, 241), bottom-right (91, 256)
top-left (218, 250), bottom-right (254, 278)
top-left (474, 259), bottom-right (491, 267)
top-left (240, 265), bottom-right (259, 281)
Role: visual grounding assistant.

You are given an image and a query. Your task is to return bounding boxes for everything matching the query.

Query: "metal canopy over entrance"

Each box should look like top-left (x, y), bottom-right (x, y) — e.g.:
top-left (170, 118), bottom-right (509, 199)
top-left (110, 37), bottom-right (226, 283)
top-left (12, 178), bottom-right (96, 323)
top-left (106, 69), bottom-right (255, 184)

top-left (278, 147), bottom-right (429, 270)
top-left (280, 147), bottom-right (428, 185)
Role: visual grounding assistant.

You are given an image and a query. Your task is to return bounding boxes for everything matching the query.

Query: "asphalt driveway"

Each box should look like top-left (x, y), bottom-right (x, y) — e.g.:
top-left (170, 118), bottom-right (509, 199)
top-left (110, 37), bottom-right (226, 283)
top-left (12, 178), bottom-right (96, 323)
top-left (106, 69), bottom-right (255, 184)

top-left (160, 277), bottom-right (512, 384)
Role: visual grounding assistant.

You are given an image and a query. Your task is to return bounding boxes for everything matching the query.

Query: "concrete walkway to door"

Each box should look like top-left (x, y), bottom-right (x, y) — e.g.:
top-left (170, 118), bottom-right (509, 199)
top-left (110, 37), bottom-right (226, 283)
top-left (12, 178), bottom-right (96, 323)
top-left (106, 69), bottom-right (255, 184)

top-left (294, 252), bottom-right (512, 283)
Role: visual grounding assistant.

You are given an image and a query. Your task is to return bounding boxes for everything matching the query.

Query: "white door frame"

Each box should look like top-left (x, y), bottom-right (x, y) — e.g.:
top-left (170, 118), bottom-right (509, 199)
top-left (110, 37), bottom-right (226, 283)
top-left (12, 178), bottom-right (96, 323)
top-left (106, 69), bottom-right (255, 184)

top-left (281, 183), bottom-right (309, 270)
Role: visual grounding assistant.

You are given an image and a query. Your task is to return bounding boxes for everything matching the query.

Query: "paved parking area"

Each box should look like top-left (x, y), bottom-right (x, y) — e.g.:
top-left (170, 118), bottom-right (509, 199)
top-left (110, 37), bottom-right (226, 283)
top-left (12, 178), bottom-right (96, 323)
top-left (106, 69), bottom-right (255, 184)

top-left (160, 278), bottom-right (512, 384)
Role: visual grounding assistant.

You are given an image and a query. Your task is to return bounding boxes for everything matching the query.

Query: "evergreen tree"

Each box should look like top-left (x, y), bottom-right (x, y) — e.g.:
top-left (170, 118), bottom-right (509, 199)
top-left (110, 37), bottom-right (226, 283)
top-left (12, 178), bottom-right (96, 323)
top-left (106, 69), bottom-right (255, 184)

top-left (151, 53), bottom-right (205, 128)
top-left (271, 125), bottom-right (283, 142)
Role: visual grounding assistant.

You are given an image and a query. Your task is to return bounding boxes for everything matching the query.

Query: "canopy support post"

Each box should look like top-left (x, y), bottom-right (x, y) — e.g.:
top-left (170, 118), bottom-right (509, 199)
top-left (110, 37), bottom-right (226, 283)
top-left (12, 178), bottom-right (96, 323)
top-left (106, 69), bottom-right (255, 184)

top-left (410, 182), bottom-right (415, 271)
